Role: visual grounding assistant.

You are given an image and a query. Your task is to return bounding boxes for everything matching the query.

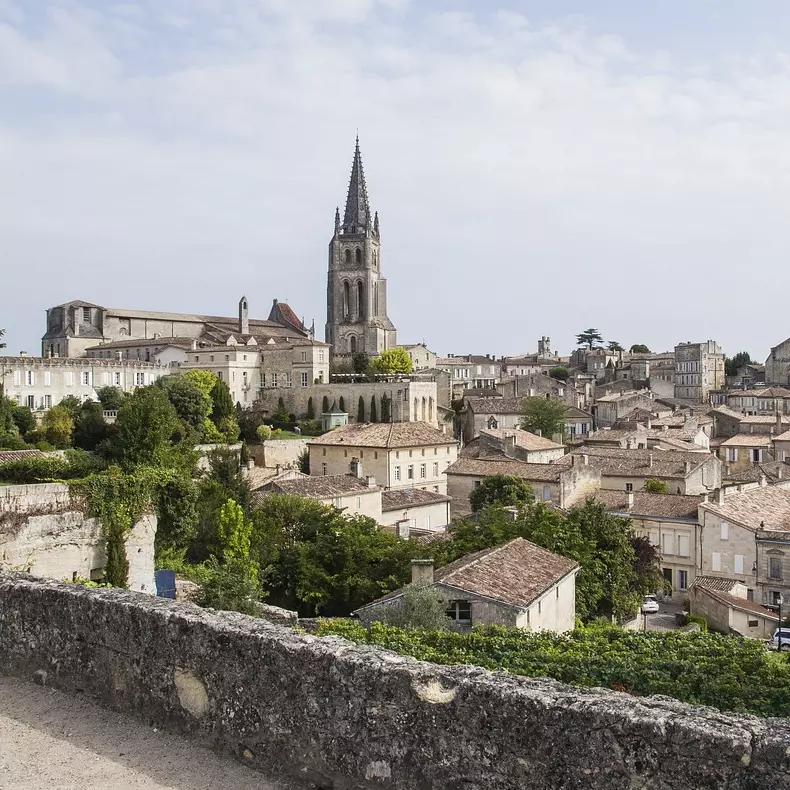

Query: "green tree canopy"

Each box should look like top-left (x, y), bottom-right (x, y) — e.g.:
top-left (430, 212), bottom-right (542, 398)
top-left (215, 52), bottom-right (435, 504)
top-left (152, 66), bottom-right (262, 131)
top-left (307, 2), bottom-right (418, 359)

top-left (95, 386), bottom-right (126, 410)
top-left (11, 405), bottom-right (36, 437)
top-left (0, 328), bottom-right (5, 349)
top-left (357, 395), bottom-right (365, 423)
top-left (115, 386), bottom-right (181, 469)
top-left (370, 395), bottom-right (378, 423)
top-left (210, 379), bottom-right (235, 422)
top-left (156, 375), bottom-right (212, 432)
top-left (629, 344), bottom-right (650, 354)
top-left (58, 395), bottom-right (83, 421)
top-left (307, 397), bottom-right (315, 420)
top-left (72, 401), bottom-right (112, 451)
top-left (369, 347), bottom-right (413, 375)
top-left (607, 341), bottom-right (624, 352)
top-left (725, 351), bottom-right (752, 377)
top-left (519, 396), bottom-right (567, 440)
top-left (469, 474), bottom-right (535, 513)
top-left (643, 478), bottom-right (669, 494)
top-left (575, 328), bottom-right (603, 349)
top-left (184, 369), bottom-right (219, 402)
top-left (42, 404), bottom-right (74, 448)
top-left (548, 366), bottom-right (570, 382)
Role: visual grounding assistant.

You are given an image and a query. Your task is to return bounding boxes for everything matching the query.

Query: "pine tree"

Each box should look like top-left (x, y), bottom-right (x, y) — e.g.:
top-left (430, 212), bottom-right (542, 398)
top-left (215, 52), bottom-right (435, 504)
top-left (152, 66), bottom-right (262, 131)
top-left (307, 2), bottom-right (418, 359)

top-left (357, 396), bottom-right (365, 423)
top-left (370, 395), bottom-right (378, 423)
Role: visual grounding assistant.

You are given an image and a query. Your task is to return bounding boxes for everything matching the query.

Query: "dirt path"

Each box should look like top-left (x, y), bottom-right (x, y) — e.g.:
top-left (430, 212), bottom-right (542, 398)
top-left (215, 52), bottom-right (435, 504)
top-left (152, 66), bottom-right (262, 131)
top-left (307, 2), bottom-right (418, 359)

top-left (0, 675), bottom-right (301, 790)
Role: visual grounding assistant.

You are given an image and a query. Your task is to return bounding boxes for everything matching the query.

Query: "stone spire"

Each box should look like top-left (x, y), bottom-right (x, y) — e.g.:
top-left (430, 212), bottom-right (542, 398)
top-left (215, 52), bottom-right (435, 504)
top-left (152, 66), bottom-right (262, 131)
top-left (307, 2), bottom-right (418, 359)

top-left (334, 206), bottom-right (341, 234)
top-left (373, 210), bottom-right (380, 239)
top-left (342, 135), bottom-right (371, 233)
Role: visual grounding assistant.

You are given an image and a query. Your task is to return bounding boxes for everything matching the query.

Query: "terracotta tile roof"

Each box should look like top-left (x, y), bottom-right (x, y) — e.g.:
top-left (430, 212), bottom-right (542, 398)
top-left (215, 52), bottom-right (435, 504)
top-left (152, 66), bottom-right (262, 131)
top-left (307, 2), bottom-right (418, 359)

top-left (690, 576), bottom-right (744, 592)
top-left (585, 429), bottom-right (639, 443)
top-left (308, 422), bottom-right (456, 449)
top-left (0, 449), bottom-right (46, 464)
top-left (695, 587), bottom-right (778, 620)
top-left (774, 430), bottom-right (790, 442)
top-left (701, 486), bottom-right (790, 532)
top-left (655, 438), bottom-right (707, 452)
top-left (564, 407), bottom-right (594, 420)
top-left (356, 538), bottom-right (578, 612)
top-left (446, 457), bottom-right (564, 483)
top-left (570, 446), bottom-right (713, 479)
top-left (734, 387), bottom-right (790, 398)
top-left (466, 397), bottom-right (523, 415)
top-left (381, 488), bottom-right (451, 511)
top-left (267, 474), bottom-right (379, 498)
top-left (591, 490), bottom-right (702, 520)
top-left (720, 435), bottom-right (774, 447)
top-left (267, 300), bottom-right (306, 333)
top-left (480, 427), bottom-right (564, 452)
top-left (724, 461), bottom-right (789, 484)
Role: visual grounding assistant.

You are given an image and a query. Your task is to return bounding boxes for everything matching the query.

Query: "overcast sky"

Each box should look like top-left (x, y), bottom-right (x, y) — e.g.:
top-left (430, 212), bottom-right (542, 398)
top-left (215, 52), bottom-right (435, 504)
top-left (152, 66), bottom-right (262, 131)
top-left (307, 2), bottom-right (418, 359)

top-left (2, 1), bottom-right (790, 359)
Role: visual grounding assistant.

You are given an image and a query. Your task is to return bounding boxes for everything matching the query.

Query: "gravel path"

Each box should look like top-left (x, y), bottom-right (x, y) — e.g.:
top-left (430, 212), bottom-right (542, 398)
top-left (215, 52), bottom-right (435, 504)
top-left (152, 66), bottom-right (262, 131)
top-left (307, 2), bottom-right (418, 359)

top-left (0, 675), bottom-right (300, 790)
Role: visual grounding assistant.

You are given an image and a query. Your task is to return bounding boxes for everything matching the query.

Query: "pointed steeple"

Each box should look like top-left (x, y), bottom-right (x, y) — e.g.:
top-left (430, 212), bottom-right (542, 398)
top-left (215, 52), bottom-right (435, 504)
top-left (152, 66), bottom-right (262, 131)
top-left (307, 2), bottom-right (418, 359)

top-left (342, 135), bottom-right (371, 233)
top-left (334, 206), bottom-right (341, 234)
top-left (373, 210), bottom-right (380, 239)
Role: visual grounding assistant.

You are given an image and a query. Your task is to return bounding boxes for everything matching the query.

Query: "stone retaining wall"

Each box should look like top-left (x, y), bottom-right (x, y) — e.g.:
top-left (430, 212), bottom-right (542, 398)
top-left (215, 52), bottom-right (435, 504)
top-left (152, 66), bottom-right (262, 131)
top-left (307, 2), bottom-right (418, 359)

top-left (0, 574), bottom-right (789, 789)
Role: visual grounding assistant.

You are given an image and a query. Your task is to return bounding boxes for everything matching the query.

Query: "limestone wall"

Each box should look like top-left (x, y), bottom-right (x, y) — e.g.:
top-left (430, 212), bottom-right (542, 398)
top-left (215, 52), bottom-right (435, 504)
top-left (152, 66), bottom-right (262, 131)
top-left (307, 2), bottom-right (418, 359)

top-left (1, 575), bottom-right (789, 789)
top-left (0, 484), bottom-right (155, 594)
top-left (259, 439), bottom-right (308, 469)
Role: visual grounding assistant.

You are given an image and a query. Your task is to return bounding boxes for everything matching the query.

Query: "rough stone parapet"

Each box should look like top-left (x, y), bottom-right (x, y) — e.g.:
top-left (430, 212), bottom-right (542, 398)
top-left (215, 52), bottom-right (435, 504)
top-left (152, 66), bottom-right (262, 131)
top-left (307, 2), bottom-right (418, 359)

top-left (1, 574), bottom-right (789, 789)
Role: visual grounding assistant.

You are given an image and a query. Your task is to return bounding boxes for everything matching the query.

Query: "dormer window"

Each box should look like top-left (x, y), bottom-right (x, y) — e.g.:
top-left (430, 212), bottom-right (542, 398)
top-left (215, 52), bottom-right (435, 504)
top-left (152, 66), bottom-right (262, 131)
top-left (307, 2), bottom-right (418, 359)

top-left (82, 307), bottom-right (90, 322)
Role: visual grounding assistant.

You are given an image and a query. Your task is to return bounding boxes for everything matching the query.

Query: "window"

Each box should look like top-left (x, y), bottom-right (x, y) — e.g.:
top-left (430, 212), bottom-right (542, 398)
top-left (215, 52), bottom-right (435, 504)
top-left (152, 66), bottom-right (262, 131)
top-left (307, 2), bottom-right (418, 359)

top-left (752, 448), bottom-right (764, 463)
top-left (770, 557), bottom-right (783, 580)
top-left (420, 464), bottom-right (426, 479)
top-left (712, 552), bottom-right (722, 572)
top-left (322, 448), bottom-right (326, 456)
top-left (433, 462), bottom-right (439, 477)
top-left (195, 356), bottom-right (199, 362)
top-left (114, 372), bottom-right (121, 386)
top-left (727, 447), bottom-right (738, 462)
top-left (82, 371), bottom-right (91, 386)
top-left (43, 394), bottom-right (52, 409)
top-left (82, 307), bottom-right (91, 322)
top-left (261, 373), bottom-right (267, 387)
top-left (409, 450), bottom-right (413, 458)
top-left (394, 466), bottom-right (401, 481)
top-left (771, 590), bottom-right (783, 606)
top-left (217, 371), bottom-right (223, 381)
top-left (473, 480), bottom-right (481, 488)
top-left (445, 600), bottom-right (471, 624)
top-left (319, 350), bottom-right (325, 363)
top-left (210, 355), bottom-right (214, 362)
top-left (26, 395), bottom-right (35, 409)
top-left (720, 522), bottom-right (729, 540)
top-left (284, 373), bottom-right (291, 388)
top-left (421, 448), bottom-right (425, 456)
top-left (625, 483), bottom-right (633, 492)
top-left (407, 465), bottom-right (414, 480)
top-left (734, 554), bottom-right (744, 575)
top-left (395, 451), bottom-right (400, 459)
top-left (542, 485), bottom-right (551, 501)
top-left (225, 355), bottom-right (230, 362)
top-left (301, 351), bottom-right (307, 362)
top-left (678, 570), bottom-right (688, 590)
top-left (321, 463), bottom-right (327, 475)
top-left (135, 372), bottom-right (145, 385)
top-left (662, 533), bottom-right (674, 555)
top-left (677, 535), bottom-right (690, 558)
top-left (301, 372), bottom-right (309, 388)
top-left (272, 373), bottom-right (278, 387)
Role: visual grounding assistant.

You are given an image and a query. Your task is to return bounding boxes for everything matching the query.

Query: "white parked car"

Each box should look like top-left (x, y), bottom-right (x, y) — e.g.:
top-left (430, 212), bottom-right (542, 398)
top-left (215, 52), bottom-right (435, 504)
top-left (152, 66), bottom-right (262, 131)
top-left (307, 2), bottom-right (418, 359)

top-left (770, 628), bottom-right (790, 650)
top-left (641, 595), bottom-right (660, 614)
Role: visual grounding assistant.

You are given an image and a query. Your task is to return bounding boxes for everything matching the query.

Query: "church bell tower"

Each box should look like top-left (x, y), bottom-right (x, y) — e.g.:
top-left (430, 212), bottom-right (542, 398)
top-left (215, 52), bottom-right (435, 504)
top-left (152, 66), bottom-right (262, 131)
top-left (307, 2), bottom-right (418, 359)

top-left (325, 137), bottom-right (397, 358)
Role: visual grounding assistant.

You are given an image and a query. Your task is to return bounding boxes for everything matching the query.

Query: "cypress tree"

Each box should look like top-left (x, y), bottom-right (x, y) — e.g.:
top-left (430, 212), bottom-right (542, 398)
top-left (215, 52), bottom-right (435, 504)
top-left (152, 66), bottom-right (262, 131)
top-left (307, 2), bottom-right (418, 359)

top-left (307, 397), bottom-right (315, 420)
top-left (370, 396), bottom-right (378, 423)
top-left (357, 396), bottom-right (365, 423)
top-left (322, 395), bottom-right (330, 414)
top-left (381, 393), bottom-right (391, 423)
top-left (339, 396), bottom-right (346, 413)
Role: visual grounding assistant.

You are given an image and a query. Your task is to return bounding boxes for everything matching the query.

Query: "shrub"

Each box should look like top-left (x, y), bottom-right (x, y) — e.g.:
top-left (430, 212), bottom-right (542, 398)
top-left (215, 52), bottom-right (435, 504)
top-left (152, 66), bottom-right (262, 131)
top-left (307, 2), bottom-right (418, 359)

top-left (375, 584), bottom-right (453, 631)
top-left (256, 424), bottom-right (272, 442)
top-left (0, 450), bottom-right (105, 484)
top-left (685, 614), bottom-right (708, 632)
top-left (644, 478), bottom-right (670, 495)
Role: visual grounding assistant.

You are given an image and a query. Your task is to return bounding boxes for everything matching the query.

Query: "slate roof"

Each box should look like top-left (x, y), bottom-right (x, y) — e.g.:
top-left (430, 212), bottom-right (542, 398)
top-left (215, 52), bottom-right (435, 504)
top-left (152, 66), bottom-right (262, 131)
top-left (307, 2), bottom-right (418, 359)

top-left (0, 449), bottom-right (46, 464)
top-left (466, 397), bottom-right (523, 415)
top-left (307, 422), bottom-right (456, 449)
top-left (267, 475), bottom-right (379, 498)
top-left (355, 538), bottom-right (578, 613)
top-left (445, 457), bottom-right (564, 483)
top-left (591, 490), bottom-right (702, 520)
top-left (86, 337), bottom-right (194, 351)
top-left (701, 486), bottom-right (790, 532)
top-left (381, 489), bottom-right (451, 511)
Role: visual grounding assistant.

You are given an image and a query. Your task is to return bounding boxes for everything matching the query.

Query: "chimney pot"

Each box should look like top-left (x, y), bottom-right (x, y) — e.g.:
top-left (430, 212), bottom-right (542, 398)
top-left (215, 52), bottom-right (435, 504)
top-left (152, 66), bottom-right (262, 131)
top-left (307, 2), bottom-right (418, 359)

top-left (760, 474), bottom-right (768, 488)
top-left (366, 475), bottom-right (376, 488)
top-left (581, 453), bottom-right (589, 466)
top-left (648, 453), bottom-right (654, 468)
top-left (411, 559), bottom-right (434, 585)
top-left (350, 457), bottom-right (364, 478)
top-left (717, 487), bottom-right (725, 505)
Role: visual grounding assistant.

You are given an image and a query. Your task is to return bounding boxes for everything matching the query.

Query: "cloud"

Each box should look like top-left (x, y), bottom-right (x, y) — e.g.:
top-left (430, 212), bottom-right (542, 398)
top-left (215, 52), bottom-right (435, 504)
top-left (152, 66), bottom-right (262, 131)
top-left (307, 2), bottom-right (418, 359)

top-left (2, 1), bottom-right (790, 359)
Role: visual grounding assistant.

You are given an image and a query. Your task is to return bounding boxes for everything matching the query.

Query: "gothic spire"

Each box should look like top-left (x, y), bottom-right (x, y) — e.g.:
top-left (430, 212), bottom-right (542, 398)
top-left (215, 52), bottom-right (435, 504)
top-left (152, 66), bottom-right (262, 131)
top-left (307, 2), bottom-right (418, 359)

top-left (342, 135), bottom-right (371, 232)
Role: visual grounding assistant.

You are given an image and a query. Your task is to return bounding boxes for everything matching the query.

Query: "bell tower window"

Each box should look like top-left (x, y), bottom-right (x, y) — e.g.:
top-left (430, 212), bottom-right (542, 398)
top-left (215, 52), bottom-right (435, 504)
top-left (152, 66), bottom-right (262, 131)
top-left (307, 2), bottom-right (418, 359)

top-left (355, 248), bottom-right (362, 265)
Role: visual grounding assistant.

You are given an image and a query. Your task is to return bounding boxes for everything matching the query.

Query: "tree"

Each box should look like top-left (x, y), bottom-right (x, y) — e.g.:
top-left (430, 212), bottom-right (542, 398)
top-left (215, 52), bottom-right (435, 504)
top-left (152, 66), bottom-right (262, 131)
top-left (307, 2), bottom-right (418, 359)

top-left (352, 353), bottom-right (369, 375)
top-left (576, 328), bottom-right (603, 350)
top-left (357, 395), bottom-right (365, 423)
top-left (11, 405), bottom-right (36, 437)
top-left (0, 328), bottom-right (5, 349)
top-left (115, 387), bottom-right (180, 469)
top-left (629, 344), bottom-right (650, 354)
top-left (297, 447), bottom-right (310, 473)
top-left (520, 397), bottom-right (567, 440)
top-left (156, 376), bottom-right (212, 433)
top-left (72, 402), bottom-right (111, 451)
top-left (549, 366), bottom-right (570, 382)
top-left (643, 478), bottom-right (669, 494)
top-left (607, 341), bottom-right (624, 352)
top-left (95, 386), bottom-right (126, 411)
top-left (469, 475), bottom-right (535, 513)
top-left (307, 397), bottom-right (315, 420)
top-left (370, 395), bottom-right (378, 423)
top-left (256, 424), bottom-right (272, 442)
top-left (376, 584), bottom-right (453, 631)
top-left (42, 405), bottom-right (74, 448)
top-left (184, 370), bottom-right (219, 402)
top-left (380, 393), bottom-right (391, 423)
top-left (725, 351), bottom-right (752, 378)
top-left (58, 395), bottom-right (83, 421)
top-left (339, 396), bottom-right (346, 413)
top-left (322, 395), bottom-right (330, 414)
top-left (368, 347), bottom-right (413, 375)
top-left (272, 397), bottom-right (290, 426)
top-left (211, 379), bottom-right (235, 422)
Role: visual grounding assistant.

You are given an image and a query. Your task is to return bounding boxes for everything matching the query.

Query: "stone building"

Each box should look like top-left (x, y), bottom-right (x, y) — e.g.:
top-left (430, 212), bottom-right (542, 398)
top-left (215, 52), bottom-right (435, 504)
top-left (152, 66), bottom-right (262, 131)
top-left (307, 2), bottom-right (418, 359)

top-left (353, 539), bottom-right (579, 633)
top-left (307, 422), bottom-right (458, 495)
top-left (690, 577), bottom-right (779, 639)
top-left (592, 391), bottom-right (658, 429)
top-left (727, 387), bottom-right (790, 415)
top-left (466, 427), bottom-right (566, 464)
top-left (765, 337), bottom-right (790, 386)
top-left (0, 354), bottom-right (169, 412)
top-left (41, 296), bottom-right (308, 359)
top-left (674, 341), bottom-right (725, 403)
top-left (436, 355), bottom-right (504, 392)
top-left (325, 137), bottom-right (396, 358)
top-left (401, 344), bottom-right (437, 371)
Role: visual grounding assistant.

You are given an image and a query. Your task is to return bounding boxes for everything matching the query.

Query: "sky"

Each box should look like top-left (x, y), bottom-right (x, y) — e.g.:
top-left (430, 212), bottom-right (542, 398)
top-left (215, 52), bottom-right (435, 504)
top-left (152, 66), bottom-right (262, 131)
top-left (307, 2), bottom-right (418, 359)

top-left (2, 1), bottom-right (790, 359)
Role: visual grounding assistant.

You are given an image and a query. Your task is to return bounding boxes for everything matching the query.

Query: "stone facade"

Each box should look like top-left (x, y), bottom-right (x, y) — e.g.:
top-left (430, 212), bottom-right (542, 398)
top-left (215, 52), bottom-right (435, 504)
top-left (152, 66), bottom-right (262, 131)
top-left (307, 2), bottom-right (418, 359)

top-left (765, 337), bottom-right (790, 386)
top-left (674, 341), bottom-right (725, 403)
top-left (0, 355), bottom-right (169, 412)
top-left (401, 344), bottom-right (437, 371)
top-left (326, 139), bottom-right (396, 358)
top-left (0, 483), bottom-right (155, 593)
top-left (1, 576), bottom-right (787, 788)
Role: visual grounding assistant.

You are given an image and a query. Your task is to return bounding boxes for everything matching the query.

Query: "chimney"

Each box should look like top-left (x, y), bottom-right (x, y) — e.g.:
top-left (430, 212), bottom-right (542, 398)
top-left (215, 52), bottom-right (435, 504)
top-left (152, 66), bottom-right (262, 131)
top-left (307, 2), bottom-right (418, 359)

top-left (684, 461), bottom-right (691, 475)
top-left (366, 475), bottom-right (376, 488)
top-left (759, 474), bottom-right (768, 488)
top-left (239, 296), bottom-right (249, 335)
top-left (350, 457), bottom-right (363, 478)
top-left (646, 417), bottom-right (652, 430)
top-left (503, 432), bottom-right (516, 457)
top-left (191, 339), bottom-right (197, 351)
top-left (581, 453), bottom-right (589, 466)
top-left (626, 491), bottom-right (634, 509)
top-left (19, 351), bottom-right (27, 357)
top-left (648, 453), bottom-right (654, 468)
top-left (702, 492), bottom-right (709, 503)
top-left (246, 458), bottom-right (255, 470)
top-left (717, 487), bottom-right (725, 505)
top-left (411, 559), bottom-right (434, 585)
top-left (662, 424), bottom-right (668, 433)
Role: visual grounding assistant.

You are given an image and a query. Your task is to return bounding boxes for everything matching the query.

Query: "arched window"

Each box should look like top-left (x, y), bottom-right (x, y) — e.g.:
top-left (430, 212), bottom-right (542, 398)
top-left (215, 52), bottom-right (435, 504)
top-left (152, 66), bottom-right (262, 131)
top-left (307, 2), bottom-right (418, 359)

top-left (350, 336), bottom-right (357, 353)
top-left (357, 281), bottom-right (365, 320)
top-left (355, 248), bottom-right (362, 265)
top-left (373, 282), bottom-right (378, 316)
top-left (421, 397), bottom-right (427, 422)
top-left (487, 416), bottom-right (498, 429)
top-left (344, 249), bottom-right (351, 264)
top-left (343, 281), bottom-right (350, 317)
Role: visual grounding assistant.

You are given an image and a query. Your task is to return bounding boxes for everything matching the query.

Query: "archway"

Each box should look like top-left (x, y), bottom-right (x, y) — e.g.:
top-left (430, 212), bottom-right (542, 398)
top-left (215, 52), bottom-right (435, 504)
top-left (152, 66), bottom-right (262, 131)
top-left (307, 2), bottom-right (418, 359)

top-left (357, 281), bottom-right (365, 320)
